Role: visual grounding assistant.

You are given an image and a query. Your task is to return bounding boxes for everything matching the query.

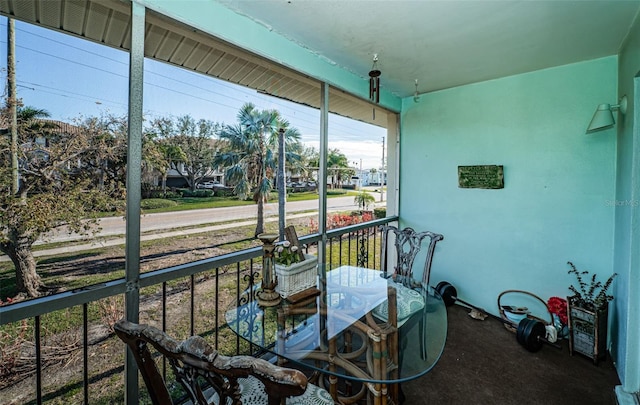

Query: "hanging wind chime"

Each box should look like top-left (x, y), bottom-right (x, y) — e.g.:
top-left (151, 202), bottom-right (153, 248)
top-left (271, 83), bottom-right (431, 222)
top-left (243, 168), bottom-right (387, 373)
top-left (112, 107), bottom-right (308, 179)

top-left (368, 54), bottom-right (381, 119)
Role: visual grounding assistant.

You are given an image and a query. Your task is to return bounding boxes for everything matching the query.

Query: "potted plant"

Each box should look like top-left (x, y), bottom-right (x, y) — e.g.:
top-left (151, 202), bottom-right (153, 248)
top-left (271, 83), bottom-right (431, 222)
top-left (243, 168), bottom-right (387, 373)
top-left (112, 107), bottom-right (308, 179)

top-left (566, 261), bottom-right (616, 364)
top-left (274, 240), bottom-right (317, 299)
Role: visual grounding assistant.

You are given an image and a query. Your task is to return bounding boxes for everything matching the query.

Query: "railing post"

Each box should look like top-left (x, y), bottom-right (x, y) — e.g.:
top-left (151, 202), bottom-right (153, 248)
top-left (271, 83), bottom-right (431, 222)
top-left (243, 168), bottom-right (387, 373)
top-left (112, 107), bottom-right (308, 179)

top-left (35, 316), bottom-right (42, 404)
top-left (318, 82), bottom-right (329, 279)
top-left (125, 2), bottom-right (145, 404)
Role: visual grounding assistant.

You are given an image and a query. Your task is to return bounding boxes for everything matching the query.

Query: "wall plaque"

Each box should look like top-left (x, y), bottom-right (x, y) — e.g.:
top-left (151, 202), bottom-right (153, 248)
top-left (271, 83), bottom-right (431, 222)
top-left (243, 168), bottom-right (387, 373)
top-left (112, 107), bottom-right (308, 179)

top-left (458, 165), bottom-right (504, 189)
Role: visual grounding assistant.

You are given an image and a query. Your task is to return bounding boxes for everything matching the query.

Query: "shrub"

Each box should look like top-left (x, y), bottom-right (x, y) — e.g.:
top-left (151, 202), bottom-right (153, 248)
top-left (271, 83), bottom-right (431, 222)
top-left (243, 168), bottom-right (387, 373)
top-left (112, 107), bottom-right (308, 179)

top-left (141, 199), bottom-right (178, 210)
top-left (215, 188), bottom-right (235, 197)
top-left (327, 189), bottom-right (347, 196)
top-left (163, 190), bottom-right (182, 199)
top-left (373, 208), bottom-right (386, 219)
top-left (141, 183), bottom-right (156, 199)
top-left (181, 189), bottom-right (214, 198)
top-left (309, 211), bottom-right (375, 233)
top-left (142, 187), bottom-right (181, 199)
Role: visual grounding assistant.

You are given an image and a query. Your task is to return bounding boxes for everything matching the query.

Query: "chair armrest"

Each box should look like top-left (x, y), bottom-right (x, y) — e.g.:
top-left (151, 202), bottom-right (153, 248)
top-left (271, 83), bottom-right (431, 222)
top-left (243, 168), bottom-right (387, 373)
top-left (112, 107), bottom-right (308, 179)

top-left (180, 336), bottom-right (308, 399)
top-left (115, 319), bottom-right (308, 403)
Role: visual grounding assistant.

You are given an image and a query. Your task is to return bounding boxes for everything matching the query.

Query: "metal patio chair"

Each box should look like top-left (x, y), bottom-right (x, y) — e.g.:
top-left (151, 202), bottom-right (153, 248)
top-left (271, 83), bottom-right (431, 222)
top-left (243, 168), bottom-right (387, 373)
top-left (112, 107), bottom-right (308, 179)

top-left (372, 225), bottom-right (444, 359)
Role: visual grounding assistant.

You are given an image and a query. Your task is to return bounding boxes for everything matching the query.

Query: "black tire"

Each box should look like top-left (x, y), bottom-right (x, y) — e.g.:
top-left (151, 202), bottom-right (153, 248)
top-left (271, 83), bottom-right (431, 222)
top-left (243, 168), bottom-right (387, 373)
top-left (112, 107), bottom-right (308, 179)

top-left (436, 281), bottom-right (457, 307)
top-left (525, 321), bottom-right (545, 352)
top-left (516, 318), bottom-right (528, 345)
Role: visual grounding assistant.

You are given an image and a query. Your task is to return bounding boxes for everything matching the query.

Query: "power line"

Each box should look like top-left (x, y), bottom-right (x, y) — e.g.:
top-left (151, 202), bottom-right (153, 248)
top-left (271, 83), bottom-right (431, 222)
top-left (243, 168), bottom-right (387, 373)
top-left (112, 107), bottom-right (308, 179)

top-left (15, 43), bottom-right (129, 78)
top-left (8, 42), bottom-right (320, 128)
top-left (15, 25), bottom-right (129, 66)
top-left (1, 28), bottom-right (323, 127)
top-left (0, 20), bottom-right (384, 139)
top-left (5, 31), bottom-right (368, 135)
top-left (19, 80), bottom-right (127, 108)
top-left (1, 41), bottom-right (367, 137)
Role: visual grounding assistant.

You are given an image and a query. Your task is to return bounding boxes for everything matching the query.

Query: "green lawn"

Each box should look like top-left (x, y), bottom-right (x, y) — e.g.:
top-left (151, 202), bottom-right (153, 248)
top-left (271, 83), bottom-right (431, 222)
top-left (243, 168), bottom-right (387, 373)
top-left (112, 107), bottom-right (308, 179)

top-left (0, 189), bottom-right (363, 300)
top-left (145, 195), bottom-right (255, 212)
top-left (0, 187), bottom-right (376, 404)
top-left (141, 189), bottom-right (358, 214)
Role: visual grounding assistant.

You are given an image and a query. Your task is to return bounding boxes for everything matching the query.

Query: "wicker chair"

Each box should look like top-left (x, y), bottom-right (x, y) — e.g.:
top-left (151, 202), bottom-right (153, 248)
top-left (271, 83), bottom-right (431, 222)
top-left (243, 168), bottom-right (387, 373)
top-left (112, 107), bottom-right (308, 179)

top-left (114, 319), bottom-right (334, 405)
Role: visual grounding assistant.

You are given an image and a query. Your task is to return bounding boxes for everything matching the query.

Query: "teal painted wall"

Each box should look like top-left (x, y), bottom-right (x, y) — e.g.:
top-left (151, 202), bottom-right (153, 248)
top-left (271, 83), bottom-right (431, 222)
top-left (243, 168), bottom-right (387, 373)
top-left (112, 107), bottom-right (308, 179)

top-left (139, 0), bottom-right (401, 112)
top-left (400, 58), bottom-right (618, 319)
top-left (614, 14), bottom-right (640, 394)
top-left (139, 0), bottom-right (636, 389)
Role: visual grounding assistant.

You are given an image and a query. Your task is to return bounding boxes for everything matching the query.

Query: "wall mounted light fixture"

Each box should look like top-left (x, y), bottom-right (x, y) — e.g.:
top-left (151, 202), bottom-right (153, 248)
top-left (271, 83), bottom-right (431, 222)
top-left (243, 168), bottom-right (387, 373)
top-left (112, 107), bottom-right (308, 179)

top-left (586, 95), bottom-right (627, 133)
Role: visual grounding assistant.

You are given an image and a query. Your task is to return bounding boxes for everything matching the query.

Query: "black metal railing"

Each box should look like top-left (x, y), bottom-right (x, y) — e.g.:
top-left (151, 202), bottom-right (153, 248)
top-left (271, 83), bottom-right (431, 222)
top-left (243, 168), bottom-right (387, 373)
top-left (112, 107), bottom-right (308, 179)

top-left (0, 216), bottom-right (397, 404)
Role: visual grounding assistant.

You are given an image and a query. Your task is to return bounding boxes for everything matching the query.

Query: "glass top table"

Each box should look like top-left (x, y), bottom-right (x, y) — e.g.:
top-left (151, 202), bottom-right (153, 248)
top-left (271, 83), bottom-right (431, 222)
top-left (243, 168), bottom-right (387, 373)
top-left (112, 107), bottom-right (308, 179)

top-left (225, 266), bottom-right (447, 403)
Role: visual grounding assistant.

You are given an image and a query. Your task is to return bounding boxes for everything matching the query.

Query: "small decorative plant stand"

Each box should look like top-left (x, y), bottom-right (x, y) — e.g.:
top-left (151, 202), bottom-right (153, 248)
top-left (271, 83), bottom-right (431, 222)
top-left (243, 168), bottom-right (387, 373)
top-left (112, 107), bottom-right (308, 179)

top-left (567, 296), bottom-right (608, 365)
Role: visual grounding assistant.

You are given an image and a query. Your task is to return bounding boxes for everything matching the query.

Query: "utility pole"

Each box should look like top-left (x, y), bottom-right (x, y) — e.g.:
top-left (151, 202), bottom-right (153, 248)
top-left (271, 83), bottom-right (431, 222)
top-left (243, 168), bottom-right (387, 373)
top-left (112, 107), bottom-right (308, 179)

top-left (380, 137), bottom-right (385, 202)
top-left (352, 159), bottom-right (363, 189)
top-left (7, 18), bottom-right (19, 195)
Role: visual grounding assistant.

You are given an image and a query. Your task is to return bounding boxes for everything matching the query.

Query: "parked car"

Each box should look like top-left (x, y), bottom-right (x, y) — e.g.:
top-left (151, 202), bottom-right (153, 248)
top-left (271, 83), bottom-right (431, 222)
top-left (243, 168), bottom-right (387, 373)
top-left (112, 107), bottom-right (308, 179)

top-left (197, 181), bottom-right (218, 189)
top-left (288, 181), bottom-right (317, 192)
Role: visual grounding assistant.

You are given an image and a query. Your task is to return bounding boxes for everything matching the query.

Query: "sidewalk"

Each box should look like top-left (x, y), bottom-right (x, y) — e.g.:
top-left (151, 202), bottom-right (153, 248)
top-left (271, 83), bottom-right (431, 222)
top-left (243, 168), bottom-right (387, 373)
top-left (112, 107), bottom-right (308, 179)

top-left (0, 213), bottom-right (315, 262)
top-left (1, 195), bottom-right (385, 263)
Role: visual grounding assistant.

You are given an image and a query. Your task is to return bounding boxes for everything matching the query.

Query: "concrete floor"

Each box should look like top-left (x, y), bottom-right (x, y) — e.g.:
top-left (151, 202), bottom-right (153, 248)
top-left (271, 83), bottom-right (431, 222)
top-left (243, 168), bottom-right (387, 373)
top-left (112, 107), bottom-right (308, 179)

top-left (403, 304), bottom-right (621, 405)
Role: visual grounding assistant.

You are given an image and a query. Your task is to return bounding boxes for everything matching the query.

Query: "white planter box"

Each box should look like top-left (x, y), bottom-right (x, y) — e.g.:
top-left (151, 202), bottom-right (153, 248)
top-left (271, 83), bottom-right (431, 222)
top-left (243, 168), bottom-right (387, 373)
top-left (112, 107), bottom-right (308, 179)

top-left (275, 254), bottom-right (317, 298)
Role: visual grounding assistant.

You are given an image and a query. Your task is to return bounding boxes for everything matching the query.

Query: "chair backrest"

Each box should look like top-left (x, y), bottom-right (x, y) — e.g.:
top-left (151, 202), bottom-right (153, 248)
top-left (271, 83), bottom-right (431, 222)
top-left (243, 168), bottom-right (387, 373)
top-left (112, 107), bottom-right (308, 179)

top-left (379, 225), bottom-right (444, 285)
top-left (114, 319), bottom-right (307, 405)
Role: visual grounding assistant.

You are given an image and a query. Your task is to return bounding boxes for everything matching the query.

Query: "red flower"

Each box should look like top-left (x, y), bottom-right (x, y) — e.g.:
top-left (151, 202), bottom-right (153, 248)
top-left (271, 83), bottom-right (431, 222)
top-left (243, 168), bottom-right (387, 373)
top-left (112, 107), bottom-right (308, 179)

top-left (547, 296), bottom-right (568, 325)
top-left (310, 212), bottom-right (375, 232)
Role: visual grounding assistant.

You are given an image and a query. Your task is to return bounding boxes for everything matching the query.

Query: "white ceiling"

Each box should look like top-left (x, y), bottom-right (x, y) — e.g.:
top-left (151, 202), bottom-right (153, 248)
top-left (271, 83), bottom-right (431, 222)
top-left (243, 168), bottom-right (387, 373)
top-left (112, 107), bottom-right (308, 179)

top-left (216, 0), bottom-right (640, 98)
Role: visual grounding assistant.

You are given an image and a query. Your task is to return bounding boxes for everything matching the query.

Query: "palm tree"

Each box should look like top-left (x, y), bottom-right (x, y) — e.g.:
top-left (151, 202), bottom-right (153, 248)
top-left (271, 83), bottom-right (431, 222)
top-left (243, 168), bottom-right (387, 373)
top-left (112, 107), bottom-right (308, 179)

top-left (354, 191), bottom-right (375, 212)
top-left (214, 103), bottom-right (301, 236)
top-left (327, 149), bottom-right (353, 188)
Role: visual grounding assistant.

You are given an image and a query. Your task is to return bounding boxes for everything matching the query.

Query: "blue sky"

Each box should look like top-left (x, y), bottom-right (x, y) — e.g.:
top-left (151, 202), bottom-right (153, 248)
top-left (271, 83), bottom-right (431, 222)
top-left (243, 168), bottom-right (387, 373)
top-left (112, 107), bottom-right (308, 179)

top-left (0, 17), bottom-right (386, 170)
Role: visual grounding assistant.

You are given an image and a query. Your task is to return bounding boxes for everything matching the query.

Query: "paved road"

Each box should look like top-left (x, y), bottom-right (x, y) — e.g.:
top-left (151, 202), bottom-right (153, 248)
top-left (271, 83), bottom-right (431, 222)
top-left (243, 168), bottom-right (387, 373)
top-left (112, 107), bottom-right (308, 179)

top-left (0, 189), bottom-right (384, 263)
top-left (40, 196), bottom-right (366, 244)
top-left (0, 195), bottom-right (383, 262)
